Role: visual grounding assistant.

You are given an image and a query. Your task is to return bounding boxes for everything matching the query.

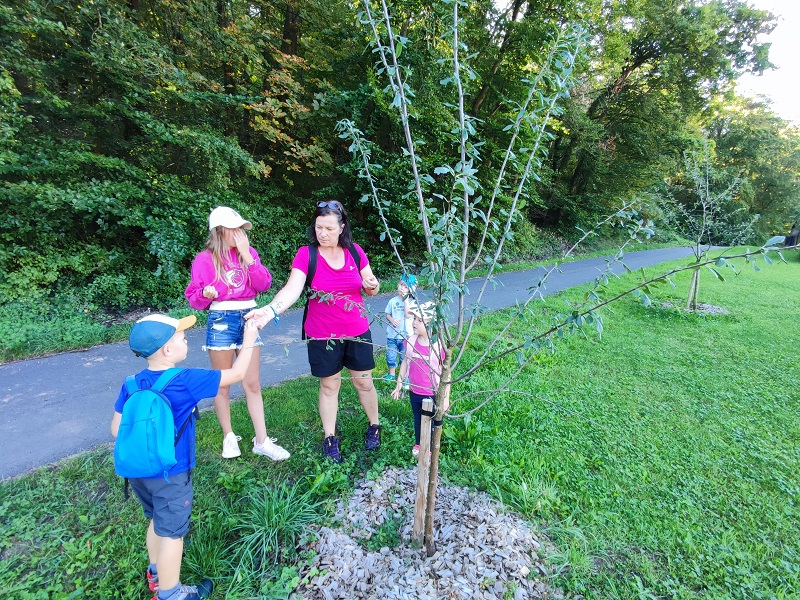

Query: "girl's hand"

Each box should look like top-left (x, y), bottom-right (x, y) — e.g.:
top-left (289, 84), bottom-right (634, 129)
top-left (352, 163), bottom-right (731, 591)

top-left (202, 285), bottom-right (218, 299)
top-left (232, 229), bottom-right (251, 257)
top-left (390, 384), bottom-right (403, 400)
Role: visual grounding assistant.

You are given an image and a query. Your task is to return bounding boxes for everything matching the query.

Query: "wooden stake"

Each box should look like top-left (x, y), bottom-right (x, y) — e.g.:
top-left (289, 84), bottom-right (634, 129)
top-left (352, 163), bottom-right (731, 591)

top-left (412, 398), bottom-right (433, 545)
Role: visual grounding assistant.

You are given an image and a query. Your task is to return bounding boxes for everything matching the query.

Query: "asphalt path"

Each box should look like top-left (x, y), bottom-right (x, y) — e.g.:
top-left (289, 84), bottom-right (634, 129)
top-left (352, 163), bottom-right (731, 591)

top-left (0, 247), bottom-right (697, 479)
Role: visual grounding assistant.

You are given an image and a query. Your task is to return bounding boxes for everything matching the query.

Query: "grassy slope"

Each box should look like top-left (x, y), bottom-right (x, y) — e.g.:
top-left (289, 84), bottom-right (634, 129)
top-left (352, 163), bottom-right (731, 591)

top-left (0, 253), bottom-right (798, 599)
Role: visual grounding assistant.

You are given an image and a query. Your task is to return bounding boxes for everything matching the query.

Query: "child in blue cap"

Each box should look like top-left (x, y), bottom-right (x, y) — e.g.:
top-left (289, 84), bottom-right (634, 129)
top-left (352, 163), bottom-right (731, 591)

top-left (383, 274), bottom-right (416, 382)
top-left (111, 314), bottom-right (260, 599)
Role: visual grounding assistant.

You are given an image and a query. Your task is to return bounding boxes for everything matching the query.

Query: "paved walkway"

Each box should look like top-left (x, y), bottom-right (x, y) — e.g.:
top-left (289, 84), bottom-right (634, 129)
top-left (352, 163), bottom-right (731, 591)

top-left (0, 247), bottom-right (697, 479)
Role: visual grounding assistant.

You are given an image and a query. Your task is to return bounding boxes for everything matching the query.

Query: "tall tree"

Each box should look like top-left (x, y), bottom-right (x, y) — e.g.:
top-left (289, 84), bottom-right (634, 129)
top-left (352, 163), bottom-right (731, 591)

top-left (543, 0), bottom-right (774, 229)
top-left (706, 96), bottom-right (800, 239)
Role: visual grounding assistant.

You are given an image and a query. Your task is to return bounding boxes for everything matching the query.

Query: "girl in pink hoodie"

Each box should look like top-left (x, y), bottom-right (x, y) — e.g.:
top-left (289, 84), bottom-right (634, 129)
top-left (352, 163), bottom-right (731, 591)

top-left (185, 206), bottom-right (289, 462)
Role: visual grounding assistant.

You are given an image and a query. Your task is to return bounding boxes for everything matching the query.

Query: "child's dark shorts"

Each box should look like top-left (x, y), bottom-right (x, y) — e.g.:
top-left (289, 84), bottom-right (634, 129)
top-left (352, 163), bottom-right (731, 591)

top-left (307, 329), bottom-right (376, 377)
top-left (130, 470), bottom-right (193, 539)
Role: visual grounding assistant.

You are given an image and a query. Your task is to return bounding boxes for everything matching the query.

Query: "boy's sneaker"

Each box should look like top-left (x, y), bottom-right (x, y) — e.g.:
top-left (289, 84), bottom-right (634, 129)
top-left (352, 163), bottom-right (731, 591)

top-left (221, 432), bottom-right (242, 459)
top-left (252, 437), bottom-right (290, 461)
top-left (155, 578), bottom-right (213, 600)
top-left (364, 424), bottom-right (382, 450)
top-left (382, 374), bottom-right (396, 382)
top-left (411, 444), bottom-right (420, 457)
top-left (146, 567), bottom-right (158, 592)
top-left (322, 435), bottom-right (341, 463)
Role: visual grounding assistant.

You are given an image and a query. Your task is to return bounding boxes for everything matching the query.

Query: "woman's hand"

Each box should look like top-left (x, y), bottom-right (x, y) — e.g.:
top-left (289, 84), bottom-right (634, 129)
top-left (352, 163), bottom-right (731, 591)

top-left (390, 383), bottom-right (403, 400)
top-left (362, 274), bottom-right (380, 296)
top-left (202, 285), bottom-right (218, 299)
top-left (244, 306), bottom-right (273, 329)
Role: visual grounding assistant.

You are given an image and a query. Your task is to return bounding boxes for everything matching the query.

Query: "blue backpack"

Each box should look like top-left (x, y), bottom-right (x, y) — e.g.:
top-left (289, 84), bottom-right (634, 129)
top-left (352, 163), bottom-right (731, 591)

top-left (114, 368), bottom-right (194, 481)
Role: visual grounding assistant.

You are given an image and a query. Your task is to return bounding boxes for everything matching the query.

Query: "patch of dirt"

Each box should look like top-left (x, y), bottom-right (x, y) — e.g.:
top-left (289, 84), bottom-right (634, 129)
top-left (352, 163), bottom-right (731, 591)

top-left (660, 301), bottom-right (730, 315)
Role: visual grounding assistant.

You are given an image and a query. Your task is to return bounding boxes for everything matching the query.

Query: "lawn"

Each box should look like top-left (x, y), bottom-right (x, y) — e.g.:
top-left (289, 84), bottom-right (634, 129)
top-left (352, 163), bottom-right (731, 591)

top-left (1, 252), bottom-right (798, 599)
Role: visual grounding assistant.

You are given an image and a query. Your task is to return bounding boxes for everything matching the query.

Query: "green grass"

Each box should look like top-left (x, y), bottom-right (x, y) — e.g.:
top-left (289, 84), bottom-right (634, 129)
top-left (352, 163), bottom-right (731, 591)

top-left (1, 252), bottom-right (798, 598)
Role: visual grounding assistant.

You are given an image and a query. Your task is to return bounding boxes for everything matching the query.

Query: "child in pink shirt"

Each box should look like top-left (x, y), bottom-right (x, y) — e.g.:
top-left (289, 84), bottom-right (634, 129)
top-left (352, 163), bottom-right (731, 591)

top-left (391, 301), bottom-right (446, 457)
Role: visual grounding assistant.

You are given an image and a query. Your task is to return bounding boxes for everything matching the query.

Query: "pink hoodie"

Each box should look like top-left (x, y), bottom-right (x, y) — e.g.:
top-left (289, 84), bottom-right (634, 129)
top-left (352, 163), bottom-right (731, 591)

top-left (185, 248), bottom-right (271, 310)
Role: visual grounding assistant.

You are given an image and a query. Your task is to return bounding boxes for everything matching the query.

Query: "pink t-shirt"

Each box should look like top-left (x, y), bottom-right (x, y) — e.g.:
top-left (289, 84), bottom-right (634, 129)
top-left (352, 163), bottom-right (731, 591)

top-left (406, 336), bottom-right (444, 396)
top-left (292, 244), bottom-right (370, 339)
top-left (185, 248), bottom-right (272, 310)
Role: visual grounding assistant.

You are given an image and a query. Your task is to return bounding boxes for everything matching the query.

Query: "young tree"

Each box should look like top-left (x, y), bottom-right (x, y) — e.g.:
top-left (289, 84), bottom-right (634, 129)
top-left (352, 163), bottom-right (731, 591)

top-left (666, 139), bottom-right (756, 311)
top-left (343, 0), bottom-right (784, 555)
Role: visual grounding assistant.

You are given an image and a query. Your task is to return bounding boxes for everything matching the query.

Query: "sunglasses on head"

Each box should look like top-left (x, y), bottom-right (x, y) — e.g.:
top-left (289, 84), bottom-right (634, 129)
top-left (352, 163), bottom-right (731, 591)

top-left (317, 201), bottom-right (343, 211)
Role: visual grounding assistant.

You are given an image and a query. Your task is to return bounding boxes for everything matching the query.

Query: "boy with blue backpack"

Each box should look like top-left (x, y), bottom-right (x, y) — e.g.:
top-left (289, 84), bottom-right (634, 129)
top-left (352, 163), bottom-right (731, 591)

top-left (111, 313), bottom-right (260, 600)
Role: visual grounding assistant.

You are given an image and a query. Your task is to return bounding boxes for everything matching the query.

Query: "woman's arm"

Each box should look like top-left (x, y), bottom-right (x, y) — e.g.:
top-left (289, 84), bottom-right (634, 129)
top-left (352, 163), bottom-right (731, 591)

top-left (245, 268), bottom-right (307, 327)
top-left (360, 264), bottom-right (380, 296)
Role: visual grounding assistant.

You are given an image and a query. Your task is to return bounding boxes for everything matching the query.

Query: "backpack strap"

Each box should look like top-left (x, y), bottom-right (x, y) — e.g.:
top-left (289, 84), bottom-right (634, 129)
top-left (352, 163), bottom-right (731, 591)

top-left (124, 375), bottom-right (138, 395)
top-left (151, 368), bottom-right (183, 394)
top-left (150, 369), bottom-right (198, 446)
top-left (301, 244), bottom-right (362, 340)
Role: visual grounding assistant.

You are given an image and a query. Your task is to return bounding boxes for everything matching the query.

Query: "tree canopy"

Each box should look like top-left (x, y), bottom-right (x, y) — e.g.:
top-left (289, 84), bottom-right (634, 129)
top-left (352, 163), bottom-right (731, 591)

top-left (1, 0), bottom-right (797, 312)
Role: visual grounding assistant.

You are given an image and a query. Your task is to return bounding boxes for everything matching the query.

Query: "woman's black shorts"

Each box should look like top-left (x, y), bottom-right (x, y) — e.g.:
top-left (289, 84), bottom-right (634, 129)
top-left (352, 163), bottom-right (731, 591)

top-left (307, 329), bottom-right (376, 377)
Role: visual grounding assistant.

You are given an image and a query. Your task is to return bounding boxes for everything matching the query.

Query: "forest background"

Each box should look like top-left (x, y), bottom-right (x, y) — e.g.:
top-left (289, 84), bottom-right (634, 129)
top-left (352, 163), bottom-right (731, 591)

top-left (2, 0), bottom-right (799, 325)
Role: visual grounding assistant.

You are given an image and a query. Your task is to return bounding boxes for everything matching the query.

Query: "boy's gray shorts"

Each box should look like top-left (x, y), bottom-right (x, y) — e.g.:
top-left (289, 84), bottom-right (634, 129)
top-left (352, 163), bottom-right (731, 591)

top-left (129, 470), bottom-right (193, 539)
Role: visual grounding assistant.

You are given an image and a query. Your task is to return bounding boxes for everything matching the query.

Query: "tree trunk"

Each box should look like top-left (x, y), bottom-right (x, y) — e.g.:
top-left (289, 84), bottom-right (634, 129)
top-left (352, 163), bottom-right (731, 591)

top-left (686, 269), bottom-right (700, 311)
top-left (419, 366), bottom-right (452, 556)
top-left (471, 0), bottom-right (524, 116)
top-left (424, 416), bottom-right (444, 556)
top-left (282, 0), bottom-right (301, 55)
top-left (412, 398), bottom-right (433, 545)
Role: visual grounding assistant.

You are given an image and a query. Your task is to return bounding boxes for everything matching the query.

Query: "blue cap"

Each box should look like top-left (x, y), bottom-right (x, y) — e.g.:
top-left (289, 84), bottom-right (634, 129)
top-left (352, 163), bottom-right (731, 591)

top-left (129, 314), bottom-right (196, 357)
top-left (400, 273), bottom-right (417, 289)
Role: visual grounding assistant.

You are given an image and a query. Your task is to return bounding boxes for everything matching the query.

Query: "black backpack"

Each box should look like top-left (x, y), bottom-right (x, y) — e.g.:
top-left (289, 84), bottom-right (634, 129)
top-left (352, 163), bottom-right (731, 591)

top-left (302, 243), bottom-right (361, 339)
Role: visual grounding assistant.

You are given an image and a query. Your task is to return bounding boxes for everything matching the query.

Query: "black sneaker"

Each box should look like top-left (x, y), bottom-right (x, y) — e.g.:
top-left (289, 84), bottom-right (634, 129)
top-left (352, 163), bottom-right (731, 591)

top-left (322, 435), bottom-right (341, 463)
top-left (364, 424), bottom-right (382, 450)
top-left (155, 579), bottom-right (213, 600)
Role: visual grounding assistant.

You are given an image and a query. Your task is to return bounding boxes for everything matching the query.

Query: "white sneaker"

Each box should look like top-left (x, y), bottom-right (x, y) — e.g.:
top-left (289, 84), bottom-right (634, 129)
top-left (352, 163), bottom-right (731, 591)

top-left (222, 432), bottom-right (242, 459)
top-left (252, 437), bottom-right (290, 461)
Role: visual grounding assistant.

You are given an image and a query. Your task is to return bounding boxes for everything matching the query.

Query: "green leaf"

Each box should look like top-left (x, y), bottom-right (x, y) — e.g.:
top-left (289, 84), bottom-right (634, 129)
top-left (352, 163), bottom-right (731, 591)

top-left (764, 235), bottom-right (785, 247)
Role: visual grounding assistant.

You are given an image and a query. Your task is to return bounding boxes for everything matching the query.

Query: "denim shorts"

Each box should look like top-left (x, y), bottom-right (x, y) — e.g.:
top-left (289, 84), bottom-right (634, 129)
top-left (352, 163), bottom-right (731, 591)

top-left (204, 309), bottom-right (263, 351)
top-left (385, 337), bottom-right (405, 369)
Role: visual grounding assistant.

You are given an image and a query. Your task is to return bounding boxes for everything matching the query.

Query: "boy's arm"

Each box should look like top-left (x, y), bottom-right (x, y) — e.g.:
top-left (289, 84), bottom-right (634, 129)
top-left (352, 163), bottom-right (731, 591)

top-left (219, 321), bottom-right (259, 387)
top-left (110, 411), bottom-right (122, 438)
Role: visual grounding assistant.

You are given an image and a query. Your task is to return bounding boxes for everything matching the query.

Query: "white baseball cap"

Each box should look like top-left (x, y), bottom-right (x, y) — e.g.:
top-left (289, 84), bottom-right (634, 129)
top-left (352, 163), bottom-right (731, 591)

top-left (208, 206), bottom-right (252, 230)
